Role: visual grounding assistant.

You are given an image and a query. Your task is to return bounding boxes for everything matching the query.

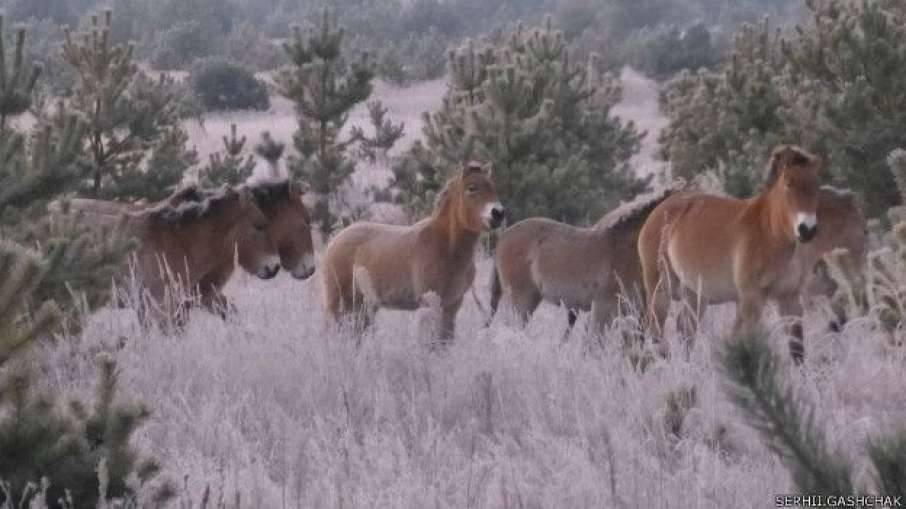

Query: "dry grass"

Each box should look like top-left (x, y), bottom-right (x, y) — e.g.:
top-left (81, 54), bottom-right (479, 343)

top-left (25, 72), bottom-right (906, 508)
top-left (32, 255), bottom-right (906, 508)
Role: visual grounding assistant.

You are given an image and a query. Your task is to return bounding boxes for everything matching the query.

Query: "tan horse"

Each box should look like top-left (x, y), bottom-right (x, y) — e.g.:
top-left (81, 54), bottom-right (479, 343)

top-left (638, 145), bottom-right (823, 363)
top-left (322, 162), bottom-right (505, 342)
top-left (489, 189), bottom-right (676, 336)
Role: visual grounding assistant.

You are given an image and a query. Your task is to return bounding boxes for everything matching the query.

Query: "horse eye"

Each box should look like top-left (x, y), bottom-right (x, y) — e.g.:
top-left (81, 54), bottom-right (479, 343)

top-left (466, 184), bottom-right (479, 193)
top-left (255, 223), bottom-right (267, 232)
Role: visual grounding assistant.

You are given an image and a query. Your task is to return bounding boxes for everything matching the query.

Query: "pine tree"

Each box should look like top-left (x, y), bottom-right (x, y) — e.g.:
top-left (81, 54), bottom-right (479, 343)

top-left (0, 21), bottom-right (132, 325)
top-left (660, 1), bottom-right (906, 215)
top-left (62, 10), bottom-right (195, 202)
top-left (199, 123), bottom-right (256, 187)
top-left (0, 21), bottom-right (167, 507)
top-left (390, 17), bottom-right (646, 224)
top-left (0, 17), bottom-right (41, 133)
top-left (0, 242), bottom-right (58, 366)
top-left (659, 17), bottom-right (790, 197)
top-left (0, 353), bottom-right (175, 507)
top-left (780, 0), bottom-right (906, 218)
top-left (276, 9), bottom-right (374, 235)
top-left (720, 330), bottom-right (906, 495)
top-left (254, 130), bottom-right (286, 179)
top-left (350, 100), bottom-right (405, 163)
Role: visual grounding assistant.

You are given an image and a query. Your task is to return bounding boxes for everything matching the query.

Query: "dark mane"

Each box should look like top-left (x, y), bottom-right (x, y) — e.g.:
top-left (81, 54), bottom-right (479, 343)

top-left (147, 186), bottom-right (236, 225)
top-left (246, 180), bottom-right (293, 217)
top-left (596, 187), bottom-right (678, 232)
top-left (764, 145), bottom-right (817, 190)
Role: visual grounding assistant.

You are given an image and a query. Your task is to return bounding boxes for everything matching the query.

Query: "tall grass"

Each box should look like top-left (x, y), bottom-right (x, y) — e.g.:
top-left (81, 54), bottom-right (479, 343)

top-left (25, 253), bottom-right (905, 508)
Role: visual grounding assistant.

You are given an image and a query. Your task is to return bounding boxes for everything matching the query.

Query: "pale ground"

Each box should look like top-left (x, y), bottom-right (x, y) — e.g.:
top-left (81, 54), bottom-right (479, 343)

top-left (30, 71), bottom-right (906, 507)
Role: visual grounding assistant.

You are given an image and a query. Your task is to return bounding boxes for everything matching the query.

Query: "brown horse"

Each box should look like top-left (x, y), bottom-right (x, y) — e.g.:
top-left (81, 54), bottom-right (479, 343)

top-left (166, 180), bottom-right (316, 280)
top-left (322, 162), bottom-right (505, 342)
top-left (645, 185), bottom-right (867, 343)
top-left (133, 185), bottom-right (281, 326)
top-left (489, 189), bottom-right (675, 336)
top-left (638, 145), bottom-right (823, 363)
top-left (796, 186), bottom-right (867, 329)
top-left (55, 185), bottom-right (280, 326)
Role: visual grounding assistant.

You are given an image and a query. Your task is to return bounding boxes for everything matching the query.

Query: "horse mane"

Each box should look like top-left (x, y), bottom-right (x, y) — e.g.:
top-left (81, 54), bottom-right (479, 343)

top-left (146, 185), bottom-right (235, 225)
top-left (431, 177), bottom-right (458, 218)
top-left (431, 163), bottom-right (486, 218)
top-left (763, 145), bottom-right (817, 190)
top-left (596, 186), bottom-right (679, 232)
top-left (245, 179), bottom-right (293, 216)
top-left (819, 184), bottom-right (856, 202)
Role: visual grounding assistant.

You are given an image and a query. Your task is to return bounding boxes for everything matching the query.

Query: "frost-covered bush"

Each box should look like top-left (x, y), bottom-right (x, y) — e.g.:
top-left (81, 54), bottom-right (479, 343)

top-left (190, 58), bottom-right (271, 112)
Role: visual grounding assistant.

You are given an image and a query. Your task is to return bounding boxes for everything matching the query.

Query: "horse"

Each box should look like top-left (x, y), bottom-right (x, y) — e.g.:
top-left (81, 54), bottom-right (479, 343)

top-left (322, 162), bottom-right (505, 343)
top-left (644, 184), bottom-right (866, 347)
top-left (58, 179), bottom-right (316, 316)
top-left (638, 145), bottom-right (824, 363)
top-left (54, 185), bottom-right (281, 327)
top-left (166, 179), bottom-right (316, 280)
top-left (488, 188), bottom-right (676, 339)
top-left (792, 186), bottom-right (868, 330)
top-left (132, 185), bottom-right (281, 326)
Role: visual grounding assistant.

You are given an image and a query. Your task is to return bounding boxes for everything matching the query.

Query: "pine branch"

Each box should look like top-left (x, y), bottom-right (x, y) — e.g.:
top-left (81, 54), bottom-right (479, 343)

top-left (0, 240), bottom-right (58, 367)
top-left (719, 330), bottom-right (855, 493)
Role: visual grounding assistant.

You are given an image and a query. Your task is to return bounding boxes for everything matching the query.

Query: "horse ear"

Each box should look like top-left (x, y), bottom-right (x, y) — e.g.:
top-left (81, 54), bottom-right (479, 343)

top-left (167, 184), bottom-right (201, 205)
top-left (462, 160), bottom-right (485, 177)
top-left (767, 145), bottom-right (797, 184)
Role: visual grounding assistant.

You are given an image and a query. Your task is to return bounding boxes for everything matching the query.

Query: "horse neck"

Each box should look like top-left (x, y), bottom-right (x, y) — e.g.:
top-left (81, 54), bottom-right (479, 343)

top-left (429, 198), bottom-right (480, 259)
top-left (749, 186), bottom-right (795, 248)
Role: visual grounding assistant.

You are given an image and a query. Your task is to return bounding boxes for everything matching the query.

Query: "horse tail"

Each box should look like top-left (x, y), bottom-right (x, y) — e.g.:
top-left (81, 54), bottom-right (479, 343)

top-left (488, 262), bottom-right (502, 326)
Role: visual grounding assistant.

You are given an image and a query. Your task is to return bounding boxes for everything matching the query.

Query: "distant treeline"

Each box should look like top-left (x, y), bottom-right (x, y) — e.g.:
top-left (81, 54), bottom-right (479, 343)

top-left (4, 0), bottom-right (803, 86)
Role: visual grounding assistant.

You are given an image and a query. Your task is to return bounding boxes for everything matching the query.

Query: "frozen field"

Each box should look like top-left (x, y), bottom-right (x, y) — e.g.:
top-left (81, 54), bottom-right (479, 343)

top-left (37, 259), bottom-right (906, 508)
top-left (30, 70), bottom-right (906, 508)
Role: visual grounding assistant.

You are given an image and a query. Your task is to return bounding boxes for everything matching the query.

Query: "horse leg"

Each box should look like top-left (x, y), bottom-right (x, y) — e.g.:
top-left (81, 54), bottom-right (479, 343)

top-left (509, 286), bottom-right (542, 328)
top-left (588, 295), bottom-right (617, 351)
top-left (676, 287), bottom-right (706, 355)
top-left (438, 297), bottom-right (464, 347)
top-left (732, 290), bottom-right (766, 339)
top-left (196, 270), bottom-right (235, 319)
top-left (777, 292), bottom-right (805, 365)
top-left (199, 288), bottom-right (237, 319)
top-left (562, 309), bottom-right (579, 343)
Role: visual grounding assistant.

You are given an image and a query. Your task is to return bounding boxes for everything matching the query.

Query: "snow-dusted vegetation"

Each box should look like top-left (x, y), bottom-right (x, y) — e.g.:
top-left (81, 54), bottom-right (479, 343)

top-left (34, 257), bottom-right (905, 508)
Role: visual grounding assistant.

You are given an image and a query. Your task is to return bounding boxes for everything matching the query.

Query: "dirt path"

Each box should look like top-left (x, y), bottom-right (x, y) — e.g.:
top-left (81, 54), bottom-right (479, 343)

top-left (611, 67), bottom-right (668, 178)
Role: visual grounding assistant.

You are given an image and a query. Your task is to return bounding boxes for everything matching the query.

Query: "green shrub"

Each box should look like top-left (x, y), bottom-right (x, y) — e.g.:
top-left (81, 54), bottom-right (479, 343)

top-left (190, 57), bottom-right (271, 112)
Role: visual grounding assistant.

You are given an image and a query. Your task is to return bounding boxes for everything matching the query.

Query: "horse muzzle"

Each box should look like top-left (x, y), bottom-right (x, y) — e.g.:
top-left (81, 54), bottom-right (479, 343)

top-left (257, 259), bottom-right (281, 280)
top-left (290, 254), bottom-right (316, 280)
top-left (796, 223), bottom-right (818, 243)
top-left (484, 202), bottom-right (507, 229)
top-left (795, 213), bottom-right (818, 243)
